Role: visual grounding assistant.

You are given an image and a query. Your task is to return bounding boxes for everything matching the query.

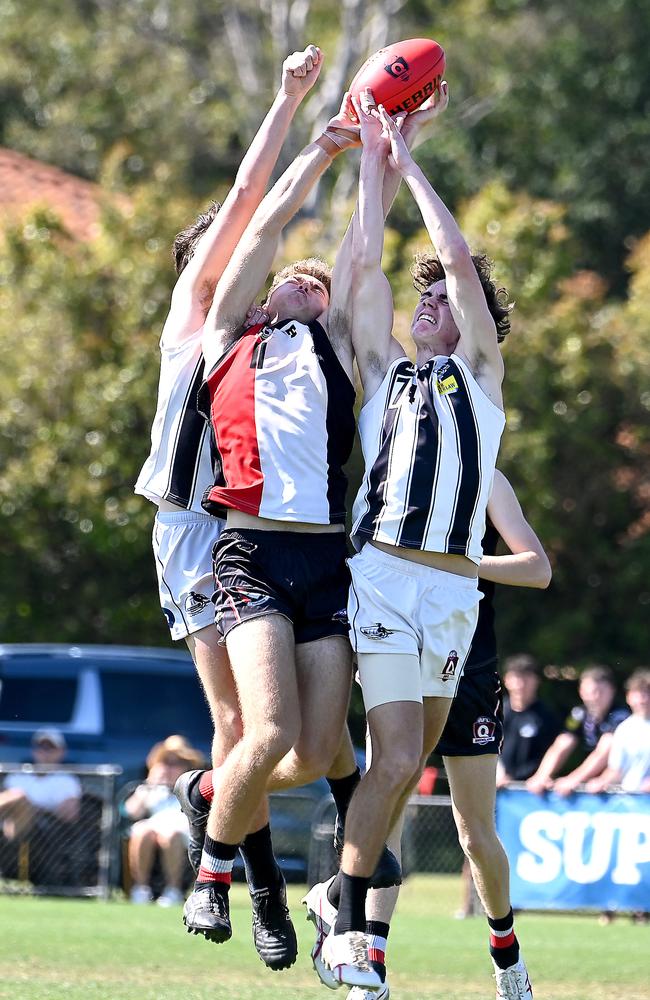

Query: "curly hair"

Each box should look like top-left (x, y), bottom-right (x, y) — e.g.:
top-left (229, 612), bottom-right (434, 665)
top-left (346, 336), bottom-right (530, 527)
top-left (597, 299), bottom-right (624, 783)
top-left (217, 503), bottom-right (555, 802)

top-left (266, 257), bottom-right (332, 301)
top-left (410, 252), bottom-right (513, 343)
top-left (172, 201), bottom-right (221, 275)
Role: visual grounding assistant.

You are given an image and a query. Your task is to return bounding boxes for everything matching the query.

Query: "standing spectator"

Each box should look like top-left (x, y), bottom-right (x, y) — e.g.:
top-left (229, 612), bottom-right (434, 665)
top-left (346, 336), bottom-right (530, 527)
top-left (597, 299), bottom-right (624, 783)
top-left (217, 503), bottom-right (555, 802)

top-left (0, 728), bottom-right (81, 841)
top-left (496, 655), bottom-right (561, 787)
top-left (124, 735), bottom-right (205, 906)
top-left (527, 664), bottom-right (629, 796)
top-left (586, 668), bottom-right (650, 793)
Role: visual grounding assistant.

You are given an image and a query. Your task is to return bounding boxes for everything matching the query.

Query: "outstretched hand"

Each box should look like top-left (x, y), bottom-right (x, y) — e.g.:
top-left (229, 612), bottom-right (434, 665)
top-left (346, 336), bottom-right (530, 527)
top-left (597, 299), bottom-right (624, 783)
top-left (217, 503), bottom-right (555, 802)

top-left (377, 104), bottom-right (412, 173)
top-left (282, 44), bottom-right (324, 99)
top-left (401, 80), bottom-right (449, 148)
top-left (324, 91), bottom-right (362, 151)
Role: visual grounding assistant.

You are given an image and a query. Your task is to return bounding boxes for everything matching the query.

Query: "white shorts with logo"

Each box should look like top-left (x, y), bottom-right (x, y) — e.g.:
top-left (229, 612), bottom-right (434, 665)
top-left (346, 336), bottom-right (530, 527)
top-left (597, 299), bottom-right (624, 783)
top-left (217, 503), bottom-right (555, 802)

top-left (152, 510), bottom-right (225, 641)
top-left (348, 543), bottom-right (481, 706)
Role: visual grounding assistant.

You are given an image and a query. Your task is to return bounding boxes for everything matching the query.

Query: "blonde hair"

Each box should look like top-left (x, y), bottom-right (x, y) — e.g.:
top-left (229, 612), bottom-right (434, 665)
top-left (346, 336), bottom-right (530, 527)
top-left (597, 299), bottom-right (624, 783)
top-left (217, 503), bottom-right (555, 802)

top-left (146, 734), bottom-right (205, 772)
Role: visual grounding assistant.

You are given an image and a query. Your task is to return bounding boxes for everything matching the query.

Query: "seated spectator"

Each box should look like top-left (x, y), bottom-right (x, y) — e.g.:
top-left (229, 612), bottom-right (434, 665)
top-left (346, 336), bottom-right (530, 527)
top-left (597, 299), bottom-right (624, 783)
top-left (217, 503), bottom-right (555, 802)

top-left (124, 734), bottom-right (205, 907)
top-left (0, 728), bottom-right (81, 841)
top-left (527, 664), bottom-right (629, 796)
top-left (586, 668), bottom-right (650, 793)
top-left (496, 654), bottom-right (561, 788)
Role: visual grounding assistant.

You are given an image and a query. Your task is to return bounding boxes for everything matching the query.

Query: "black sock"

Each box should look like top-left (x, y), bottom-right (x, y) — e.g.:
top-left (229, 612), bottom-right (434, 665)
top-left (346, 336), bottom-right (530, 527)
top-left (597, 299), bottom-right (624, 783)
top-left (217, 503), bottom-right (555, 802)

top-left (366, 919), bottom-right (390, 982)
top-left (334, 873), bottom-right (370, 933)
top-left (239, 823), bottom-right (281, 892)
top-left (327, 870), bottom-right (342, 908)
top-left (488, 908), bottom-right (520, 970)
top-left (327, 768), bottom-right (361, 828)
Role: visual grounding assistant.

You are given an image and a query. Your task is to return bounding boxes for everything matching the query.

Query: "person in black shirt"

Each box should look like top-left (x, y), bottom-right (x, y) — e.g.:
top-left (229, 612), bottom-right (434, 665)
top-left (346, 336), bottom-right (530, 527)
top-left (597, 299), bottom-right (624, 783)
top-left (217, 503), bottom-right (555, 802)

top-left (527, 664), bottom-right (629, 797)
top-left (497, 654), bottom-right (561, 786)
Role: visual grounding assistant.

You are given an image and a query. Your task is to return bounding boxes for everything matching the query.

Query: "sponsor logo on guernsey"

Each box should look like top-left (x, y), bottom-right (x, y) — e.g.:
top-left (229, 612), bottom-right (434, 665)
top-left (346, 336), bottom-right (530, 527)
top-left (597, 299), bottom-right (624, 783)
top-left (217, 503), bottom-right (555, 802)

top-left (472, 716), bottom-right (497, 745)
top-left (282, 323), bottom-right (298, 338)
top-left (437, 374), bottom-right (459, 395)
top-left (441, 649), bottom-right (459, 682)
top-left (185, 591), bottom-right (211, 616)
top-left (360, 623), bottom-right (396, 640)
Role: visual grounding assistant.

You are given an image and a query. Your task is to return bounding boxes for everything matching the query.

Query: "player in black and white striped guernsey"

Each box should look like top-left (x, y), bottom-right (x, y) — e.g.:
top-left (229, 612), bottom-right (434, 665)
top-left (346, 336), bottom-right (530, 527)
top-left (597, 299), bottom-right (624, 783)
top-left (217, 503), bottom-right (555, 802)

top-left (317, 86), bottom-right (511, 993)
top-left (134, 46), bottom-right (330, 969)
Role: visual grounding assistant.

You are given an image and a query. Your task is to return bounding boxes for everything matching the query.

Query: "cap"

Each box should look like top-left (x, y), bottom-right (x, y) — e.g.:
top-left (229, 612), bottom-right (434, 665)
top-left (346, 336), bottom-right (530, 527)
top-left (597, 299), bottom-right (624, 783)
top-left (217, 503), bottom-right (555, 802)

top-left (32, 728), bottom-right (66, 749)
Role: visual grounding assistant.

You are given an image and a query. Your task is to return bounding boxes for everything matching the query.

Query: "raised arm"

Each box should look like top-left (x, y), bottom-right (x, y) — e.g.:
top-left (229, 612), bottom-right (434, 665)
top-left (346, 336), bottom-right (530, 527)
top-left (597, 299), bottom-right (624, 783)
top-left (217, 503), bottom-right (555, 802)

top-left (162, 46), bottom-right (323, 348)
top-left (479, 470), bottom-right (552, 588)
top-left (377, 103), bottom-right (504, 392)
top-left (203, 101), bottom-right (357, 369)
top-left (329, 89), bottom-right (449, 390)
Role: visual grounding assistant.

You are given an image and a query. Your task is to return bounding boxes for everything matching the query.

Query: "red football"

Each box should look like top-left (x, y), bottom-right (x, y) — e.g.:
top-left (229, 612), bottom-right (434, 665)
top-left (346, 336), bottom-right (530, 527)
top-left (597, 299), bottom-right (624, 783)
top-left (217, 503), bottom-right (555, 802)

top-left (349, 38), bottom-right (446, 117)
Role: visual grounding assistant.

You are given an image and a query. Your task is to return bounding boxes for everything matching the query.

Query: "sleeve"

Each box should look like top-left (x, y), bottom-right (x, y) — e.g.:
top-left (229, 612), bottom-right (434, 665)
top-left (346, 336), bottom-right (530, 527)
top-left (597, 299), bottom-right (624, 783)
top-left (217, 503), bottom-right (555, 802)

top-left (607, 722), bottom-right (627, 773)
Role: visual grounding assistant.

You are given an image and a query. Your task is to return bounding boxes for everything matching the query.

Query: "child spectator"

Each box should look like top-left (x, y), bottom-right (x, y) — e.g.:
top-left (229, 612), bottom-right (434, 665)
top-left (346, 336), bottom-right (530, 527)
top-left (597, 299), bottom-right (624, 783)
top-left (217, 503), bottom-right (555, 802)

top-left (497, 655), bottom-right (561, 787)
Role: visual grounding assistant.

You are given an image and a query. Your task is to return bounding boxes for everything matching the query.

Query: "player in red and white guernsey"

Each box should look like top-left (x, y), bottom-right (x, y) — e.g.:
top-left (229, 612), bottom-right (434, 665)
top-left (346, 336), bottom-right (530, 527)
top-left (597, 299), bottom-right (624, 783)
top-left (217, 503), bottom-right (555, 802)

top-left (317, 88), bottom-right (512, 987)
top-left (135, 47), bottom-right (328, 968)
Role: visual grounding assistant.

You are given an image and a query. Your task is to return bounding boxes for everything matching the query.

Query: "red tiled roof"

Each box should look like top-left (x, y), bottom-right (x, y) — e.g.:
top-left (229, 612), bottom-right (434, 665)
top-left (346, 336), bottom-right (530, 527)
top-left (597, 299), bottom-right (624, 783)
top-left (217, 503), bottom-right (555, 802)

top-left (0, 146), bottom-right (104, 241)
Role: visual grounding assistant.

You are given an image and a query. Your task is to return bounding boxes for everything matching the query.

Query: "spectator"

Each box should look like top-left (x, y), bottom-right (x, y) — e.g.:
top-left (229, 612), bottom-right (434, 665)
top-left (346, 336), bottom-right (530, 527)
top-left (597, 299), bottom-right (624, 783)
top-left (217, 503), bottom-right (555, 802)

top-left (527, 664), bottom-right (629, 796)
top-left (496, 655), bottom-right (561, 788)
top-left (586, 668), bottom-right (650, 793)
top-left (124, 735), bottom-right (205, 906)
top-left (0, 728), bottom-right (81, 841)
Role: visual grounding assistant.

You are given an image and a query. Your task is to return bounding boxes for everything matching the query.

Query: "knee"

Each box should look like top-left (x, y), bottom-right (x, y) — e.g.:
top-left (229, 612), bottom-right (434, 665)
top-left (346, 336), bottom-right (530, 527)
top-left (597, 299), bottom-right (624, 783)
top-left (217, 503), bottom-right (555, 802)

top-left (370, 745), bottom-right (422, 793)
top-left (292, 731), bottom-right (340, 784)
top-left (458, 821), bottom-right (499, 864)
top-left (244, 723), bottom-right (299, 770)
top-left (130, 821), bottom-right (157, 845)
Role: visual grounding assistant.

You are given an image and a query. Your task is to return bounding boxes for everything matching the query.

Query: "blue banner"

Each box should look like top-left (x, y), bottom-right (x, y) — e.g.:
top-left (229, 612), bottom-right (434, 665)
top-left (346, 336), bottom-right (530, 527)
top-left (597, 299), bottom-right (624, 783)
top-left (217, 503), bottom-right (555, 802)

top-left (496, 788), bottom-right (650, 911)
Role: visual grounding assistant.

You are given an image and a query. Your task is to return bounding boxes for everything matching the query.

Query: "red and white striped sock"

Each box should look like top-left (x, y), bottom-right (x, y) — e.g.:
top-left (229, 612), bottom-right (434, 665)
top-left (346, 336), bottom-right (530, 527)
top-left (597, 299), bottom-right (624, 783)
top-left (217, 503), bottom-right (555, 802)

top-left (196, 834), bottom-right (237, 888)
top-left (488, 908), bottom-right (520, 970)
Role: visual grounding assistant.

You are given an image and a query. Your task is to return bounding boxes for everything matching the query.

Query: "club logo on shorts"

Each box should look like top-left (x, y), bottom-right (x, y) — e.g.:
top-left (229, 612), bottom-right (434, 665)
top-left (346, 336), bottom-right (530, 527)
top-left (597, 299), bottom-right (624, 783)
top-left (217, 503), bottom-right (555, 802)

top-left (441, 649), bottom-right (459, 682)
top-left (332, 608), bottom-right (349, 625)
top-left (472, 716), bottom-right (497, 745)
top-left (360, 622), bottom-right (395, 640)
top-left (384, 55), bottom-right (410, 81)
top-left (185, 591), bottom-right (211, 616)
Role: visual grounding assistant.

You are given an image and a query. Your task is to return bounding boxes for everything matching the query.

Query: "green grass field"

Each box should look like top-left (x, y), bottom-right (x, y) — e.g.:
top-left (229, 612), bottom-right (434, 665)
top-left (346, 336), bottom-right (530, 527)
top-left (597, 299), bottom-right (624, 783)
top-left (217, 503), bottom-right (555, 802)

top-left (0, 876), bottom-right (647, 1000)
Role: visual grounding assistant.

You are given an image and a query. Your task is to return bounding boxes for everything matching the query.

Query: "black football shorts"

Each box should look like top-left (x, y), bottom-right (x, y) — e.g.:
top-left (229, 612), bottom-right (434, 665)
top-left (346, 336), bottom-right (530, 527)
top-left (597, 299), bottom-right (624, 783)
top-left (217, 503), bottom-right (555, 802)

top-left (435, 665), bottom-right (504, 757)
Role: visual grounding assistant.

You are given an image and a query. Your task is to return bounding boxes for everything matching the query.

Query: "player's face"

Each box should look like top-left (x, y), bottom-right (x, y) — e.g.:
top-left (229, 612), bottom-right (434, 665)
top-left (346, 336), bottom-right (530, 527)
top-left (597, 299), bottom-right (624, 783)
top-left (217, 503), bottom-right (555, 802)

top-left (579, 678), bottom-right (614, 718)
top-left (410, 280), bottom-right (460, 356)
top-left (266, 274), bottom-right (329, 323)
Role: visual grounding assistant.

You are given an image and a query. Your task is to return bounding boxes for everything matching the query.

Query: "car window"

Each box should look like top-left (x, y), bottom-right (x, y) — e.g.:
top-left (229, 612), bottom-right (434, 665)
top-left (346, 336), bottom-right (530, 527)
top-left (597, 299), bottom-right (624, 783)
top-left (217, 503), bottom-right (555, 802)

top-left (100, 671), bottom-right (213, 742)
top-left (0, 676), bottom-right (77, 724)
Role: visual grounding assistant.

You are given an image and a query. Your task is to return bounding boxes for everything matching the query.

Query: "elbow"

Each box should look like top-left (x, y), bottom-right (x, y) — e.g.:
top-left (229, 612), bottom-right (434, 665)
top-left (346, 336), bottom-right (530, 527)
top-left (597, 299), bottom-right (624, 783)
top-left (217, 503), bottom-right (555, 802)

top-left (534, 559), bottom-right (553, 590)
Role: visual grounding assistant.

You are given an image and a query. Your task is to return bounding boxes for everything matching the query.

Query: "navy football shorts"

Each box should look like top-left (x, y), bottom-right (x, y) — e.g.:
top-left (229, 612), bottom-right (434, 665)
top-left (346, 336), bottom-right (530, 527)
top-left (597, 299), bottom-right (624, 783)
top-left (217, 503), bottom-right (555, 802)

top-left (212, 527), bottom-right (351, 645)
top-left (435, 664), bottom-right (504, 757)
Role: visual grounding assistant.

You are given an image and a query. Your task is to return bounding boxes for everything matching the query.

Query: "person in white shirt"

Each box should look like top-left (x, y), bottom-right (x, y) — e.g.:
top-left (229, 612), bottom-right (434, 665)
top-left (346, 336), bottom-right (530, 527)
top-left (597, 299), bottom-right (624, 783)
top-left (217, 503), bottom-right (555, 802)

top-left (0, 729), bottom-right (81, 841)
top-left (587, 668), bottom-right (650, 793)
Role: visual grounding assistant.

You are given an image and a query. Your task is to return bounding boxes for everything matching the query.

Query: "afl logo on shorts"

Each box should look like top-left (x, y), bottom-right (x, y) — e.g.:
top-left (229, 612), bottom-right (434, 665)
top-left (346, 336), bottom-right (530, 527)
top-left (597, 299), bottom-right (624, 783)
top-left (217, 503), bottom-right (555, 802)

top-left (441, 649), bottom-right (459, 682)
top-left (472, 716), bottom-right (496, 746)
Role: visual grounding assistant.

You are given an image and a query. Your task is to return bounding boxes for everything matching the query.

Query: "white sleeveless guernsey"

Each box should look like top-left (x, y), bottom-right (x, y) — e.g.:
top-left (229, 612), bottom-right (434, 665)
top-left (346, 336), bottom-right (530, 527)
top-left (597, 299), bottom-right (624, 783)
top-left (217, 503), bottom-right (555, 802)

top-left (135, 331), bottom-right (211, 513)
top-left (351, 354), bottom-right (505, 563)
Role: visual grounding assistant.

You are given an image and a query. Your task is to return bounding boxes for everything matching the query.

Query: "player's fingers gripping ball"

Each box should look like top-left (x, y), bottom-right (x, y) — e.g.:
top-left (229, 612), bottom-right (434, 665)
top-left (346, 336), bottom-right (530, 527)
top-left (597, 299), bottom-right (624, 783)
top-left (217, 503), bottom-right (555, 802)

top-left (348, 38), bottom-right (445, 121)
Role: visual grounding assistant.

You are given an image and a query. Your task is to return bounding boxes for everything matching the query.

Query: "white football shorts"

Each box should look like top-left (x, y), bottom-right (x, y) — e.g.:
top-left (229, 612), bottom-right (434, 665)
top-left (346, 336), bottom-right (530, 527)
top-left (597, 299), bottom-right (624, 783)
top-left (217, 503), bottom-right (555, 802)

top-left (348, 542), bottom-right (481, 707)
top-left (152, 509), bottom-right (224, 641)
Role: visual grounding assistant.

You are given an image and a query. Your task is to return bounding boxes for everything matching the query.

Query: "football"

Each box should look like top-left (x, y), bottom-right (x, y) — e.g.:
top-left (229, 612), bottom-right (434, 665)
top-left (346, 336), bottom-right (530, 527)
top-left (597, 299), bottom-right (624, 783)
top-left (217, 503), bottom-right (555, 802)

top-left (349, 38), bottom-right (446, 117)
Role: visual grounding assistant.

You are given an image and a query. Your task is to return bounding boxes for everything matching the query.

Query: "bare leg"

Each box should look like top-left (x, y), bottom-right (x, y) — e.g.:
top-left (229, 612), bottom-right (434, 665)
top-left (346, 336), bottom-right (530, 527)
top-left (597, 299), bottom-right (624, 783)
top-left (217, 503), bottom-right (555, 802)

top-left (158, 830), bottom-right (188, 891)
top-left (268, 636), bottom-right (352, 788)
top-left (0, 790), bottom-right (36, 840)
top-left (326, 725), bottom-right (358, 780)
top-left (128, 822), bottom-right (157, 886)
top-left (206, 615), bottom-right (300, 845)
top-left (365, 810), bottom-right (405, 923)
top-left (444, 754), bottom-right (511, 918)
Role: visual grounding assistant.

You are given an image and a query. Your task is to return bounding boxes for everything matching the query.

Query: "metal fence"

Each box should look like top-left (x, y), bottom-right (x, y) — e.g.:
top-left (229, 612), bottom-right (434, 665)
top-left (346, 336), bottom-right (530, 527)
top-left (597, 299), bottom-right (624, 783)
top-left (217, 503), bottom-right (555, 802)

top-left (307, 793), bottom-right (465, 887)
top-left (0, 763), bottom-right (121, 898)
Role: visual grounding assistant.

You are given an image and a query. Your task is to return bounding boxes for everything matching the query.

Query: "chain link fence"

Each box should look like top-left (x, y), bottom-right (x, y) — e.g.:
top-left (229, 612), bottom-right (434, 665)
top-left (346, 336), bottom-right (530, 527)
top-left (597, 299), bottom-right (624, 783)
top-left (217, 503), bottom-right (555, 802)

top-left (308, 793), bottom-right (465, 887)
top-left (0, 763), bottom-right (121, 898)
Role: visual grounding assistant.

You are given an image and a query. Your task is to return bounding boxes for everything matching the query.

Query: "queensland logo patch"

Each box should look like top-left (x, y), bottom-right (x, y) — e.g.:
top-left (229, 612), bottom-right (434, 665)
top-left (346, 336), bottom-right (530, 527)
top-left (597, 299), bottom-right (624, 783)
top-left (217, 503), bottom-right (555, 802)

top-left (472, 716), bottom-right (497, 745)
top-left (441, 649), bottom-right (459, 682)
top-left (360, 623), bottom-right (395, 640)
top-left (185, 591), bottom-right (211, 616)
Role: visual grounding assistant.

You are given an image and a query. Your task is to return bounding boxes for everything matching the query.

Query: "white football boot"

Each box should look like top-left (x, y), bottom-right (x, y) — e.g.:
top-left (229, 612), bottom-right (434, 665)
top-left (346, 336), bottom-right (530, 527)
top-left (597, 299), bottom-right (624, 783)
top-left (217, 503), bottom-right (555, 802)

top-left (321, 928), bottom-right (382, 990)
top-left (302, 876), bottom-right (341, 989)
top-left (493, 956), bottom-right (534, 999)
top-left (347, 980), bottom-right (390, 1000)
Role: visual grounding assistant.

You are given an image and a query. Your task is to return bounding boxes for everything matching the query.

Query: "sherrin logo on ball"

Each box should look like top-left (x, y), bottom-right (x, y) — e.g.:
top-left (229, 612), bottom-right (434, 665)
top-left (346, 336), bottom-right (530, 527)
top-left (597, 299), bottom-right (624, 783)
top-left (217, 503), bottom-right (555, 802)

top-left (349, 38), bottom-right (446, 117)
